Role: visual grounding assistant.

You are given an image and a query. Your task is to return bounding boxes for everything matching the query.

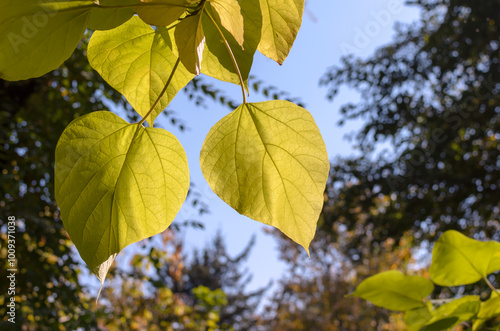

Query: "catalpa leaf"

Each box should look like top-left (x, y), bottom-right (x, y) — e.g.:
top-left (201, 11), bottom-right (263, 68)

top-left (422, 295), bottom-right (480, 330)
top-left (209, 0), bottom-right (245, 47)
top-left (0, 0), bottom-right (135, 81)
top-left (404, 307), bottom-right (432, 331)
top-left (257, 0), bottom-right (304, 64)
top-left (429, 230), bottom-right (500, 286)
top-left (136, 0), bottom-right (192, 27)
top-left (472, 295), bottom-right (500, 330)
top-left (175, 10), bottom-right (206, 75)
top-left (349, 270), bottom-right (434, 311)
top-left (200, 100), bottom-right (329, 253)
top-left (202, 0), bottom-right (261, 88)
top-left (88, 16), bottom-right (194, 126)
top-left (55, 111), bottom-right (189, 284)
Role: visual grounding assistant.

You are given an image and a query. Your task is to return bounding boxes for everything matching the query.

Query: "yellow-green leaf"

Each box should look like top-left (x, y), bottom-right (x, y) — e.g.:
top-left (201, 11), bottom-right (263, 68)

top-left (202, 0), bottom-right (261, 87)
top-left (404, 307), bottom-right (432, 331)
top-left (473, 295), bottom-right (500, 330)
top-left (0, 0), bottom-right (136, 81)
top-left (422, 296), bottom-right (480, 330)
top-left (257, 0), bottom-right (304, 64)
top-left (175, 11), bottom-right (206, 75)
top-left (200, 100), bottom-right (329, 252)
top-left (136, 0), bottom-right (191, 27)
top-left (349, 270), bottom-right (434, 311)
top-left (429, 230), bottom-right (500, 286)
top-left (209, 0), bottom-right (244, 47)
top-left (0, 0), bottom-right (92, 80)
top-left (55, 111), bottom-right (189, 284)
top-left (88, 16), bottom-right (194, 126)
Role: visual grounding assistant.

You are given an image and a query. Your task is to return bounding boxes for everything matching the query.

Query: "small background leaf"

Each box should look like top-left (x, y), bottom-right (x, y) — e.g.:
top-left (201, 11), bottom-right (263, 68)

top-left (349, 270), bottom-right (434, 311)
top-left (429, 230), bottom-right (500, 286)
top-left (200, 100), bottom-right (329, 252)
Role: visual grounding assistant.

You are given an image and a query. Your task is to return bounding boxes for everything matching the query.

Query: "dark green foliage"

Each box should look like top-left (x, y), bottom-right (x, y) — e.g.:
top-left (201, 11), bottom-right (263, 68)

top-left (320, 0), bottom-right (500, 257)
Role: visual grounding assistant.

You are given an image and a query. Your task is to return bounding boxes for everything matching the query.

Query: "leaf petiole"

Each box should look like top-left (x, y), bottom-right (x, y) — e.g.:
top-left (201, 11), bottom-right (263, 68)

top-left (484, 276), bottom-right (499, 293)
top-left (138, 58), bottom-right (181, 126)
top-left (204, 8), bottom-right (247, 104)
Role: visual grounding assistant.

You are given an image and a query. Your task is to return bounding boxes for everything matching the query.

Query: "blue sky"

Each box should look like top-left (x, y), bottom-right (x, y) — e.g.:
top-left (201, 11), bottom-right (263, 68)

top-left (102, 0), bottom-right (421, 295)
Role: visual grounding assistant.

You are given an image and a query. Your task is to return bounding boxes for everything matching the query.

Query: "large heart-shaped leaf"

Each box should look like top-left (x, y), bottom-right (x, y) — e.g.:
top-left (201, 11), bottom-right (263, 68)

top-left (55, 111), bottom-right (189, 284)
top-left (257, 0), bottom-right (304, 64)
top-left (349, 270), bottom-right (434, 311)
top-left (200, 100), bottom-right (329, 253)
top-left (0, 0), bottom-right (136, 81)
top-left (88, 16), bottom-right (194, 126)
top-left (429, 230), bottom-right (500, 286)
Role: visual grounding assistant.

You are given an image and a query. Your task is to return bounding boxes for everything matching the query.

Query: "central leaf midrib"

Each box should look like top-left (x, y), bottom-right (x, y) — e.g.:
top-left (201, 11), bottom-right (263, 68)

top-left (245, 105), bottom-right (301, 241)
top-left (109, 124), bottom-right (144, 251)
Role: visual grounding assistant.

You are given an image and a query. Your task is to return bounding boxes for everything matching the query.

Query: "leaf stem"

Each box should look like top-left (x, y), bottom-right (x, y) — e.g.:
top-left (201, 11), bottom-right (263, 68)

top-left (204, 8), bottom-right (247, 104)
top-left (484, 276), bottom-right (499, 293)
top-left (138, 58), bottom-right (181, 126)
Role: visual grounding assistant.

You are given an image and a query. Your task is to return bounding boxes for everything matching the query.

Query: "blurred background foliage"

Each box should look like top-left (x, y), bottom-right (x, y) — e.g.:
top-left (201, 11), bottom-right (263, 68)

top-left (1, 0), bottom-right (499, 329)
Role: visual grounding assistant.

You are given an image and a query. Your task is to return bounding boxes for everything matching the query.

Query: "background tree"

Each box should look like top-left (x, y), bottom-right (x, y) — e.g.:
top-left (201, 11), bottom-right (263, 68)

top-left (261, 0), bottom-right (499, 329)
top-left (98, 231), bottom-right (267, 330)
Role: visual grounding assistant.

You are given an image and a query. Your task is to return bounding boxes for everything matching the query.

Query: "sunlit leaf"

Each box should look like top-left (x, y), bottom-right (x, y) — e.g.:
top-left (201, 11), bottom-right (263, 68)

top-left (209, 0), bottom-right (244, 47)
top-left (349, 270), bottom-right (434, 311)
top-left (202, 0), bottom-right (261, 87)
top-left (472, 295), bottom-right (500, 330)
top-left (88, 16), bottom-right (194, 125)
top-left (422, 296), bottom-right (480, 330)
top-left (200, 100), bottom-right (329, 252)
top-left (0, 0), bottom-right (93, 80)
top-left (429, 230), bottom-right (500, 286)
top-left (55, 111), bottom-right (189, 284)
top-left (175, 11), bottom-right (206, 75)
top-left (257, 0), bottom-right (304, 64)
top-left (0, 0), bottom-right (139, 81)
top-left (87, 7), bottom-right (135, 31)
top-left (404, 307), bottom-right (432, 331)
top-left (136, 0), bottom-right (190, 27)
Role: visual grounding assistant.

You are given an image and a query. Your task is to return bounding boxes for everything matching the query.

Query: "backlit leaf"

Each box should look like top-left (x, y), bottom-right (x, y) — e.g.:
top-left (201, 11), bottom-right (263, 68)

top-left (200, 100), bottom-right (329, 253)
top-left (0, 0), bottom-right (137, 81)
top-left (175, 11), bottom-right (206, 75)
top-left (349, 270), bottom-right (434, 311)
top-left (429, 230), bottom-right (500, 286)
top-left (55, 111), bottom-right (189, 284)
top-left (209, 0), bottom-right (244, 47)
top-left (136, 0), bottom-right (191, 27)
top-left (472, 295), bottom-right (500, 330)
top-left (202, 0), bottom-right (261, 87)
top-left (257, 0), bottom-right (304, 64)
top-left (0, 0), bottom-right (93, 80)
top-left (423, 296), bottom-right (480, 330)
top-left (88, 16), bottom-right (194, 125)
top-left (404, 307), bottom-right (432, 331)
